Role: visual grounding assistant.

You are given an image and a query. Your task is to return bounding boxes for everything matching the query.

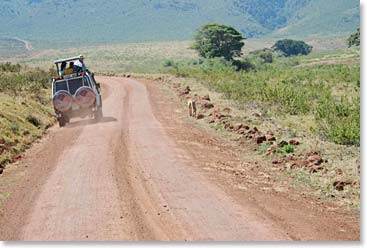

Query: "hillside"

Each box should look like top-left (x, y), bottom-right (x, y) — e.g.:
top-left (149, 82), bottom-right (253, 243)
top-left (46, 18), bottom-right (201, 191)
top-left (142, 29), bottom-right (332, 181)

top-left (0, 0), bottom-right (359, 47)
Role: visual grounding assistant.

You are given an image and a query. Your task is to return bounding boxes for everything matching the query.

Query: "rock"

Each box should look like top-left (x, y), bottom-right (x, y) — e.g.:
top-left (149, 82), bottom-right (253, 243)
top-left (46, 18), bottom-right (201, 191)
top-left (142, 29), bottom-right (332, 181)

top-left (201, 95), bottom-right (211, 101)
top-left (222, 107), bottom-right (231, 113)
top-left (243, 125), bottom-right (250, 130)
top-left (309, 165), bottom-right (323, 173)
top-left (306, 149), bottom-right (319, 157)
top-left (202, 102), bottom-right (214, 109)
top-left (289, 139), bottom-right (300, 145)
top-left (287, 163), bottom-right (298, 169)
top-left (272, 159), bottom-right (284, 165)
top-left (232, 124), bottom-right (243, 132)
top-left (333, 181), bottom-right (345, 191)
top-left (248, 127), bottom-right (259, 134)
top-left (181, 86), bottom-right (191, 95)
top-left (254, 134), bottom-right (267, 144)
top-left (215, 113), bottom-right (226, 120)
top-left (277, 140), bottom-right (288, 147)
top-left (196, 114), bottom-right (205, 120)
top-left (266, 145), bottom-right (277, 155)
top-left (307, 155), bottom-right (323, 165)
top-left (0, 167), bottom-right (3, 174)
top-left (335, 168), bottom-right (343, 175)
top-left (253, 112), bottom-right (262, 117)
top-left (267, 136), bottom-right (276, 142)
top-left (126, 74), bottom-right (131, 78)
top-left (208, 119), bottom-right (215, 124)
top-left (224, 123), bottom-right (231, 129)
top-left (266, 130), bottom-right (274, 136)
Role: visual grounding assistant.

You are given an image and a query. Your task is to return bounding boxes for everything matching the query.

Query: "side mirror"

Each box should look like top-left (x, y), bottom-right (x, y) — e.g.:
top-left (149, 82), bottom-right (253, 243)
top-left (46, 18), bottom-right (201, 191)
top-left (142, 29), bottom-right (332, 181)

top-left (96, 83), bottom-right (101, 89)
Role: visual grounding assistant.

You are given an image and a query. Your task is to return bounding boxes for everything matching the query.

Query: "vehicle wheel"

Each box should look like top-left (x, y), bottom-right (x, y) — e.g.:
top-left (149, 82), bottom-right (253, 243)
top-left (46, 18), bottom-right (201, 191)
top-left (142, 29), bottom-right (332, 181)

top-left (64, 115), bottom-right (70, 123)
top-left (95, 107), bottom-right (103, 121)
top-left (58, 116), bottom-right (66, 127)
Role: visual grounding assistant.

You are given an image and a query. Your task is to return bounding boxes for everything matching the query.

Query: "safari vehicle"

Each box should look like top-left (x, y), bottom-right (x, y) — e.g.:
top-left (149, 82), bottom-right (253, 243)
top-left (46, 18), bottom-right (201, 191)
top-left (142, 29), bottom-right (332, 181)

top-left (52, 56), bottom-right (102, 127)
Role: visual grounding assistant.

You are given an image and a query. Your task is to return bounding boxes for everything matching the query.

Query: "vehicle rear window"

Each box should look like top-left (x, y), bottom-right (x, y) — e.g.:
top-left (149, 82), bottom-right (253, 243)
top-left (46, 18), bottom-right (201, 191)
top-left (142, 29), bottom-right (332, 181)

top-left (68, 78), bottom-right (85, 95)
top-left (54, 77), bottom-right (91, 95)
top-left (55, 81), bottom-right (68, 92)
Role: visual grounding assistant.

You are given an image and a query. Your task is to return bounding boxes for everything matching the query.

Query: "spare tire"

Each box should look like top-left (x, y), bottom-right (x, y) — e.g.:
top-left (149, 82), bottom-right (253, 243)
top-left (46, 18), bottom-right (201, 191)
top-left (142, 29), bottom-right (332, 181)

top-left (74, 87), bottom-right (96, 108)
top-left (53, 90), bottom-right (73, 113)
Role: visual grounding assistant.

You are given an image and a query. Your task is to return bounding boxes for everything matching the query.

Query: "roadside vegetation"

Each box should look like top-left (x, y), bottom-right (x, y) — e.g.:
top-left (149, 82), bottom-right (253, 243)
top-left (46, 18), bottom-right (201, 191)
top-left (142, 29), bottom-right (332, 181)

top-left (162, 24), bottom-right (360, 207)
top-left (0, 63), bottom-right (54, 172)
top-left (165, 56), bottom-right (360, 145)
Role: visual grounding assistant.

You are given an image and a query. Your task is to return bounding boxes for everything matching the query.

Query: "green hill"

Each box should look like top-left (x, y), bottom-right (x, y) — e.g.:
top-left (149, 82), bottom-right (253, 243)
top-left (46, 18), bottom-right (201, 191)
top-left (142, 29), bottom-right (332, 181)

top-left (0, 0), bottom-right (360, 47)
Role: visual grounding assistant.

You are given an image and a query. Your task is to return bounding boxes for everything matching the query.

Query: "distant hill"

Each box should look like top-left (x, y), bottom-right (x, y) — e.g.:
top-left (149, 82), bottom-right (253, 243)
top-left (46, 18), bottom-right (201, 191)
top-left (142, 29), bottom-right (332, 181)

top-left (0, 0), bottom-right (360, 47)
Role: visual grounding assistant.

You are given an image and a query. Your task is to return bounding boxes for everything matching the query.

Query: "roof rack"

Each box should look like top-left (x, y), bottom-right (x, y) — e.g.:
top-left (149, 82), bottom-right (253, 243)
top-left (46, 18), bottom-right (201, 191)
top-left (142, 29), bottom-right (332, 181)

top-left (54, 56), bottom-right (80, 64)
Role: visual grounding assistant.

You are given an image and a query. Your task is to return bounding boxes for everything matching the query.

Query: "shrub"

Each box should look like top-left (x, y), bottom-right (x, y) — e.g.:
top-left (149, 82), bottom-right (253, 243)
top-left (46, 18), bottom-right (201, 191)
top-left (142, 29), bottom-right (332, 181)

top-left (232, 58), bottom-right (256, 71)
top-left (163, 59), bottom-right (175, 67)
top-left (316, 97), bottom-right (360, 145)
top-left (26, 114), bottom-right (42, 128)
top-left (259, 50), bottom-right (273, 63)
top-left (272, 39), bottom-right (312, 57)
top-left (348, 27), bottom-right (360, 47)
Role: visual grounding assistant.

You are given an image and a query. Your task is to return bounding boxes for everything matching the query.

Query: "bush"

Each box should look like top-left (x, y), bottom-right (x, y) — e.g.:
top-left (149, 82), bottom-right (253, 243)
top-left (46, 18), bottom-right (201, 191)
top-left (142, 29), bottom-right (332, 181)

top-left (163, 60), bottom-right (175, 67)
top-left (250, 49), bottom-right (274, 63)
top-left (259, 50), bottom-right (273, 63)
top-left (316, 97), bottom-right (360, 145)
top-left (272, 39), bottom-right (312, 57)
top-left (232, 58), bottom-right (256, 71)
top-left (0, 62), bottom-right (21, 72)
top-left (26, 114), bottom-right (42, 127)
top-left (348, 27), bottom-right (360, 47)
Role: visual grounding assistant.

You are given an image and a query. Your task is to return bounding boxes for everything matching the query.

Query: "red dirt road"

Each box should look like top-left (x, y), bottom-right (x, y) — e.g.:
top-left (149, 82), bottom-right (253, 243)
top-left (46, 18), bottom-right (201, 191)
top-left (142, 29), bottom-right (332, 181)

top-left (0, 77), bottom-right (359, 241)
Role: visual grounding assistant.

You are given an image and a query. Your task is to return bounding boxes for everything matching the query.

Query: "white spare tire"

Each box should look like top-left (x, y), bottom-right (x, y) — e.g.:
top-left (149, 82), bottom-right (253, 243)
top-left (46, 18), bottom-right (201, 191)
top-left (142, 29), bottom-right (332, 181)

top-left (75, 86), bottom-right (96, 108)
top-left (53, 90), bottom-right (73, 112)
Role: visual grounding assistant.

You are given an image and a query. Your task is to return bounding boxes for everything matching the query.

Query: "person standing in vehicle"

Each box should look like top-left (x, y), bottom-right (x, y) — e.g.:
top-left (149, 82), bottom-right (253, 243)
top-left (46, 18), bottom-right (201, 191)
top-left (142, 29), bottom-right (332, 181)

top-left (73, 54), bottom-right (87, 75)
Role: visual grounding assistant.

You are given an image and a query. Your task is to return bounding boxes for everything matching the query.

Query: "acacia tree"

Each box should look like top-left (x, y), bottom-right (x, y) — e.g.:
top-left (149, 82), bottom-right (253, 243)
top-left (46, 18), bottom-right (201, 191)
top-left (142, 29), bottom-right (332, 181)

top-left (192, 23), bottom-right (245, 61)
top-left (272, 39), bottom-right (312, 56)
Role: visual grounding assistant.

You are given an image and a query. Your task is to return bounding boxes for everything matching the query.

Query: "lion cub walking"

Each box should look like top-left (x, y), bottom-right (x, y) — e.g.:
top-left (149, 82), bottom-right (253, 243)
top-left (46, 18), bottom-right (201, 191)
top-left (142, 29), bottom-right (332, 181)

top-left (187, 99), bottom-right (197, 117)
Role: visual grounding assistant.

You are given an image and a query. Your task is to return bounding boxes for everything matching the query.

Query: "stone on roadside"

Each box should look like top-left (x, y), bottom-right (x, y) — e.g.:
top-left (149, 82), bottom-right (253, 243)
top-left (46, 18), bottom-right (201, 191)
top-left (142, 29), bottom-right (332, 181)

top-left (196, 114), bottom-right (205, 120)
top-left (201, 95), bottom-right (211, 101)
top-left (277, 140), bottom-right (288, 147)
top-left (289, 139), bottom-right (300, 145)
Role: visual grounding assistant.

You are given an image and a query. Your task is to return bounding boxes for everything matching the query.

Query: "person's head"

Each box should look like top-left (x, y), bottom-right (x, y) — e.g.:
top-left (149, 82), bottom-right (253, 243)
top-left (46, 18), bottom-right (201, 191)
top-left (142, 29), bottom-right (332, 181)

top-left (61, 62), bottom-right (67, 70)
top-left (69, 61), bottom-right (74, 68)
top-left (79, 54), bottom-right (84, 61)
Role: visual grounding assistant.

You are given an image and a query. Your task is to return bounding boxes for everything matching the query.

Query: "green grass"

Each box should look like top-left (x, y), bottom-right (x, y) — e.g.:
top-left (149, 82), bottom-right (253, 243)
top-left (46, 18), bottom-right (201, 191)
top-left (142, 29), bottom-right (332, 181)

top-left (0, 63), bottom-right (55, 169)
top-left (164, 48), bottom-right (360, 146)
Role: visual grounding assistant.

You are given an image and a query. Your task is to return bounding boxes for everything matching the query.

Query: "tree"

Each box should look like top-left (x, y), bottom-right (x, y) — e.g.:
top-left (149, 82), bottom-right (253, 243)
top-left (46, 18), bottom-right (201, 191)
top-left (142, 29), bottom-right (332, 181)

top-left (192, 23), bottom-right (245, 61)
top-left (272, 39), bottom-right (312, 57)
top-left (348, 27), bottom-right (360, 47)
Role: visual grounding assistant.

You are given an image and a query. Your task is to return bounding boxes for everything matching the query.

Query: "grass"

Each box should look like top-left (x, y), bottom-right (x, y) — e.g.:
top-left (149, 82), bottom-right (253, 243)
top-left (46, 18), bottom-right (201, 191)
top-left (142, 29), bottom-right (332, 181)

top-left (0, 63), bottom-right (55, 169)
top-left (164, 48), bottom-right (360, 146)
top-left (0, 35), bottom-right (351, 74)
top-left (2, 41), bottom-right (197, 74)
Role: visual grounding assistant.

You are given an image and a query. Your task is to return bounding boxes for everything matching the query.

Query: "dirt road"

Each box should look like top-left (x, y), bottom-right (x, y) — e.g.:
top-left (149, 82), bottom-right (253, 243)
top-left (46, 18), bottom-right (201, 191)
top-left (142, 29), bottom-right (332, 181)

top-left (0, 77), bottom-right (359, 241)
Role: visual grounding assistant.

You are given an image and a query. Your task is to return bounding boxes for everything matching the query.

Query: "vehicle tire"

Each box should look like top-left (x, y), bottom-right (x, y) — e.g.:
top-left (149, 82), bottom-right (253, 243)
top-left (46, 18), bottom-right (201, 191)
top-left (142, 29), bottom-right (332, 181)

top-left (58, 116), bottom-right (66, 127)
top-left (94, 107), bottom-right (103, 122)
top-left (64, 115), bottom-right (70, 123)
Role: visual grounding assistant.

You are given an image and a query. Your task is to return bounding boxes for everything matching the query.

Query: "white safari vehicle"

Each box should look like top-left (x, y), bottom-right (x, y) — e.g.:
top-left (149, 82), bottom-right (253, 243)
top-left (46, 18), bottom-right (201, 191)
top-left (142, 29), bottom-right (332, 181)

top-left (52, 56), bottom-right (103, 127)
